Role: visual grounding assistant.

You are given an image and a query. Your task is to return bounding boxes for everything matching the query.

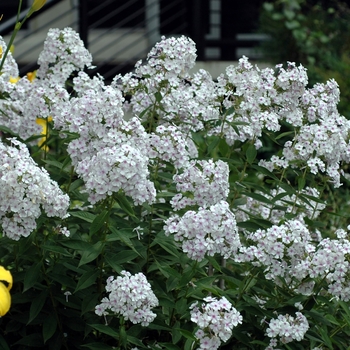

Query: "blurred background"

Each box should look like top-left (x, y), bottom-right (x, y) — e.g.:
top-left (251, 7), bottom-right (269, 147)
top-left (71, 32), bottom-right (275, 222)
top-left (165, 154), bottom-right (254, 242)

top-left (0, 0), bottom-right (349, 116)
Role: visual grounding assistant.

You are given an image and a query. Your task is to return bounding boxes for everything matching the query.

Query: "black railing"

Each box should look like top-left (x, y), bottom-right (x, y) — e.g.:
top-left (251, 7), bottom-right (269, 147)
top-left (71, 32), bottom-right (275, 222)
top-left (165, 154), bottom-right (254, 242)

top-left (0, 0), bottom-right (266, 82)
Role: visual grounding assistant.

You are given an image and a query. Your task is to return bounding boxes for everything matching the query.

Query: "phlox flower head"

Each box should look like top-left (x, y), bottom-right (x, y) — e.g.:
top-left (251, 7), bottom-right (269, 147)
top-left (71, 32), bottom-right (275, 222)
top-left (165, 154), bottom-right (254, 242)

top-left (0, 37), bottom-right (19, 83)
top-left (164, 201), bottom-right (241, 261)
top-left (95, 271), bottom-right (158, 326)
top-left (266, 312), bottom-right (309, 345)
top-left (170, 159), bottom-right (229, 210)
top-left (0, 139), bottom-right (70, 240)
top-left (309, 234), bottom-right (350, 301)
top-left (76, 143), bottom-right (156, 206)
top-left (37, 27), bottom-right (93, 85)
top-left (147, 35), bottom-right (197, 76)
top-left (149, 125), bottom-right (193, 169)
top-left (236, 219), bottom-right (315, 289)
top-left (190, 296), bottom-right (242, 349)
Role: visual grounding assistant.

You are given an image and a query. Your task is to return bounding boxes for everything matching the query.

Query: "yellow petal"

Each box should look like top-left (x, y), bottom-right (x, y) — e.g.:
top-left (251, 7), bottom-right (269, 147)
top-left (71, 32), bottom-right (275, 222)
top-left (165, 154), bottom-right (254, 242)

top-left (26, 71), bottom-right (37, 82)
top-left (0, 283), bottom-right (11, 317)
top-left (9, 76), bottom-right (20, 84)
top-left (0, 266), bottom-right (12, 291)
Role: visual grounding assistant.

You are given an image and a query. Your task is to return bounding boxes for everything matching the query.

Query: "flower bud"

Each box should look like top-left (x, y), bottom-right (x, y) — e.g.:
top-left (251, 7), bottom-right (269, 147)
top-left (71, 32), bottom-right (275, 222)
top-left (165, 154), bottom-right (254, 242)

top-left (31, 0), bottom-right (47, 12)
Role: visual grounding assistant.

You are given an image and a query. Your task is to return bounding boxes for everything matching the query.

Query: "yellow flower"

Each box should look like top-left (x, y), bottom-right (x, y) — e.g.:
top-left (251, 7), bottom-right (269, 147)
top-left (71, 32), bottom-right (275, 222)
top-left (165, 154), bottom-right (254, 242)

top-left (9, 76), bottom-right (20, 83)
top-left (36, 116), bottom-right (53, 151)
top-left (0, 266), bottom-right (12, 317)
top-left (26, 70), bottom-right (37, 82)
top-left (31, 0), bottom-right (47, 12)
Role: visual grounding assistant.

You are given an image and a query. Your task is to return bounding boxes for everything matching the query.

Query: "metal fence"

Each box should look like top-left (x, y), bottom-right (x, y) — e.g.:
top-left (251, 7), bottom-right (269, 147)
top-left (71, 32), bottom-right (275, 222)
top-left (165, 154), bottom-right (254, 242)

top-left (0, 0), bottom-right (266, 81)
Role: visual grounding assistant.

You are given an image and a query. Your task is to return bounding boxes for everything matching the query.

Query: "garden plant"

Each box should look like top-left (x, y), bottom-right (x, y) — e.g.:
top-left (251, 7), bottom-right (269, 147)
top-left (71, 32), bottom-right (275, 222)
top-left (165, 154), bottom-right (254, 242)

top-left (1, 1), bottom-right (350, 349)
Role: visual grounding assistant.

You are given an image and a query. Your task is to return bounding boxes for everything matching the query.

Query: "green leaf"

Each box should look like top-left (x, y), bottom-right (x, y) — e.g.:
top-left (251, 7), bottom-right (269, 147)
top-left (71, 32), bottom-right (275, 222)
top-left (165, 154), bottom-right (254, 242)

top-left (172, 321), bottom-right (182, 344)
top-left (242, 191), bottom-right (273, 205)
top-left (23, 262), bottom-right (42, 292)
top-left (0, 335), bottom-right (10, 350)
top-left (115, 193), bottom-right (136, 217)
top-left (88, 324), bottom-right (119, 339)
top-left (275, 131), bottom-right (294, 140)
top-left (42, 159), bottom-right (64, 169)
top-left (278, 182), bottom-right (295, 196)
top-left (175, 298), bottom-right (187, 315)
top-left (89, 210), bottom-right (109, 235)
top-left (0, 124), bottom-right (19, 136)
top-left (105, 250), bottom-right (139, 269)
top-left (43, 312), bottom-right (57, 343)
top-left (120, 324), bottom-right (127, 348)
top-left (138, 106), bottom-right (151, 119)
top-left (127, 335), bottom-right (145, 348)
top-left (246, 143), bottom-right (257, 164)
top-left (69, 211), bottom-right (96, 223)
top-left (155, 91), bottom-right (163, 102)
top-left (81, 293), bottom-right (100, 315)
top-left (151, 231), bottom-right (180, 258)
top-left (237, 221), bottom-right (262, 231)
top-left (316, 325), bottom-right (334, 349)
top-left (74, 270), bottom-right (100, 293)
top-left (79, 241), bottom-right (104, 266)
top-left (68, 179), bottom-right (84, 192)
top-left (177, 329), bottom-right (196, 341)
top-left (207, 137), bottom-right (220, 155)
top-left (28, 289), bottom-right (48, 324)
top-left (251, 165), bottom-right (279, 181)
top-left (300, 193), bottom-right (325, 204)
top-left (206, 256), bottom-right (222, 272)
top-left (272, 191), bottom-right (289, 203)
top-left (108, 227), bottom-right (141, 256)
top-left (14, 334), bottom-right (43, 347)
top-left (60, 240), bottom-right (94, 251)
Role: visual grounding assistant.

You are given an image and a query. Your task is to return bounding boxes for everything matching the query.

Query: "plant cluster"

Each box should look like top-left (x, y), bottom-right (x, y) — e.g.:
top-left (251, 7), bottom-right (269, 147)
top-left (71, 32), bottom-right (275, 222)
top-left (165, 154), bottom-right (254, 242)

top-left (1, 19), bottom-right (350, 350)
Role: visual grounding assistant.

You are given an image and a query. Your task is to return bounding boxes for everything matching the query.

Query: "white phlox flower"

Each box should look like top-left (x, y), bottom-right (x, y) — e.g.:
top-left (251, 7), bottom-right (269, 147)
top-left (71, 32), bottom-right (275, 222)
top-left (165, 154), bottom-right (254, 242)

top-left (95, 271), bottom-right (158, 326)
top-left (164, 201), bottom-right (240, 261)
top-left (0, 139), bottom-right (70, 240)
top-left (190, 296), bottom-right (242, 349)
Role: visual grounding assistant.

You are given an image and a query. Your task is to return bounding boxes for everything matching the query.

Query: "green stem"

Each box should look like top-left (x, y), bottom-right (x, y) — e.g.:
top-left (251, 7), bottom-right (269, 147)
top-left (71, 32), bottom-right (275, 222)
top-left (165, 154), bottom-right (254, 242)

top-left (0, 1), bottom-right (29, 74)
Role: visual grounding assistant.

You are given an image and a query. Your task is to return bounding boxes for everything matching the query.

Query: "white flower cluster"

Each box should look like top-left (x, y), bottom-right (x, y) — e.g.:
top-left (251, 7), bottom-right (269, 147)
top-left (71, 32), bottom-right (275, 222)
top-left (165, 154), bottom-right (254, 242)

top-left (0, 139), bottom-right (70, 240)
top-left (0, 37), bottom-right (19, 83)
top-left (309, 233), bottom-right (350, 301)
top-left (213, 56), bottom-right (350, 187)
top-left (265, 312), bottom-right (309, 346)
top-left (190, 296), bottom-right (242, 349)
top-left (149, 125), bottom-right (196, 169)
top-left (95, 271), bottom-right (158, 326)
top-left (258, 78), bottom-right (350, 187)
top-left (211, 58), bottom-right (308, 147)
top-left (236, 219), bottom-right (316, 289)
top-left (170, 159), bottom-right (229, 210)
top-left (238, 219), bottom-right (350, 300)
top-left (37, 27), bottom-right (93, 85)
top-left (0, 36), bottom-right (44, 140)
top-left (115, 36), bottom-right (220, 133)
top-left (76, 143), bottom-right (156, 205)
top-left (48, 70), bottom-right (156, 205)
top-left (164, 201), bottom-right (240, 261)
